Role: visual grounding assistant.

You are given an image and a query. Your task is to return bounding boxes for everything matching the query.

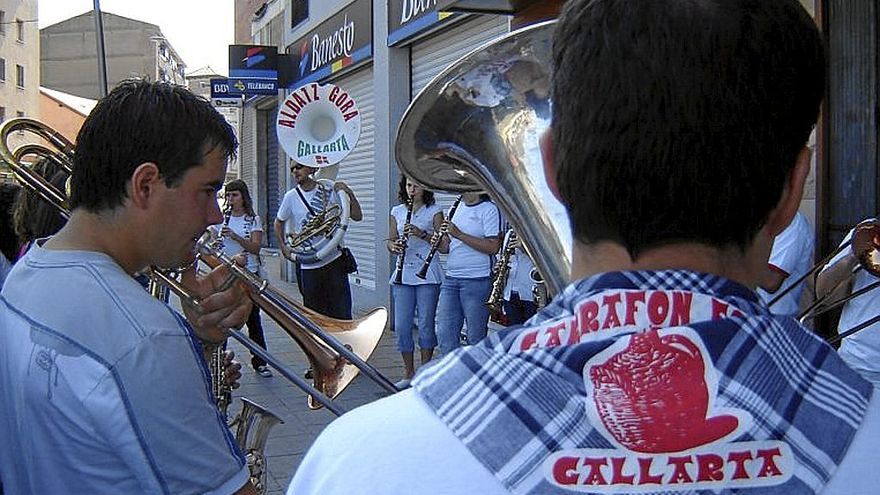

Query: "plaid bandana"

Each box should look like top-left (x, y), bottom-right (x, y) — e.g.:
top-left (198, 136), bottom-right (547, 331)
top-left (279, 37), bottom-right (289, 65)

top-left (413, 270), bottom-right (872, 494)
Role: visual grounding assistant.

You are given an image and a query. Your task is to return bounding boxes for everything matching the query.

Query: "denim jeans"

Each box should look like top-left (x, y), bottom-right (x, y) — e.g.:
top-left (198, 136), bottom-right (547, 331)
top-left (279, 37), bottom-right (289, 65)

top-left (244, 305), bottom-right (268, 369)
top-left (436, 276), bottom-right (492, 355)
top-left (391, 283), bottom-right (441, 353)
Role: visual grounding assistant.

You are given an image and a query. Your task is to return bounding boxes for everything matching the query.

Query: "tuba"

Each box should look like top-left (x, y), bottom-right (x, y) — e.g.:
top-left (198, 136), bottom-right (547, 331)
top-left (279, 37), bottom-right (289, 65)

top-left (277, 82), bottom-right (361, 262)
top-left (395, 21), bottom-right (571, 298)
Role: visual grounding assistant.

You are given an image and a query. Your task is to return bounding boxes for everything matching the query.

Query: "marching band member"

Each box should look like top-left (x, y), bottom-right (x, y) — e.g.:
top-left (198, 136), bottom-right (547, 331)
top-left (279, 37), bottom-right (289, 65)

top-left (214, 179), bottom-right (272, 377)
top-left (500, 233), bottom-right (538, 326)
top-left (387, 176), bottom-right (444, 386)
top-left (0, 81), bottom-right (256, 493)
top-left (756, 210), bottom-right (814, 317)
top-left (435, 192), bottom-right (501, 354)
top-left (289, 1), bottom-right (879, 493)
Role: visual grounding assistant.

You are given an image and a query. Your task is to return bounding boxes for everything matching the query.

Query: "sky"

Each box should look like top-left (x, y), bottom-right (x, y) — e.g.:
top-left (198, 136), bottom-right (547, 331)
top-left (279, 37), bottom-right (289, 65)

top-left (38, 0), bottom-right (234, 76)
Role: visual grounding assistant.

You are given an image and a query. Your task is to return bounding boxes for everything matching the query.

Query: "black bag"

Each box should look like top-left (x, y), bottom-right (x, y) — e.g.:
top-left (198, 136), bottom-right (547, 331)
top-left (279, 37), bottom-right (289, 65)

top-left (340, 247), bottom-right (358, 274)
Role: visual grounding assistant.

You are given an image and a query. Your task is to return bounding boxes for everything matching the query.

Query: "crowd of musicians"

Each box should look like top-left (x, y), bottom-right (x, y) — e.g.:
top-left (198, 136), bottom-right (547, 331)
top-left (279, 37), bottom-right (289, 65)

top-left (2, 0), bottom-right (880, 494)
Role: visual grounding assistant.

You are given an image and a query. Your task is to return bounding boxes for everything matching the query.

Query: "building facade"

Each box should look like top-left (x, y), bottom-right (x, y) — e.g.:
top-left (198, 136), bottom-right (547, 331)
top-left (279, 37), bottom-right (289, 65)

top-left (0, 0), bottom-right (39, 122)
top-left (38, 86), bottom-right (96, 143)
top-left (40, 11), bottom-right (186, 99)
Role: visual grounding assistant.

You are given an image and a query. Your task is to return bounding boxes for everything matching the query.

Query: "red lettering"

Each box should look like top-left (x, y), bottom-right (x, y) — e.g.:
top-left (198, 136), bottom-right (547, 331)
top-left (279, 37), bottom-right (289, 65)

top-left (755, 448), bottom-right (783, 478)
top-left (309, 83), bottom-right (319, 100)
top-left (578, 300), bottom-right (600, 338)
top-left (284, 99), bottom-right (301, 114)
top-left (667, 456), bottom-right (693, 484)
top-left (328, 85), bottom-right (339, 102)
top-left (637, 457), bottom-right (663, 485)
top-left (711, 299), bottom-right (729, 320)
top-left (339, 99), bottom-right (355, 113)
top-left (727, 450), bottom-right (753, 480)
top-left (601, 294), bottom-right (623, 329)
top-left (647, 292), bottom-right (670, 325)
top-left (552, 456), bottom-right (579, 485)
top-left (670, 292), bottom-right (693, 325)
top-left (624, 291), bottom-right (646, 325)
top-left (544, 323), bottom-right (565, 348)
top-left (582, 457), bottom-right (608, 486)
top-left (277, 119), bottom-right (295, 128)
top-left (610, 457), bottom-right (634, 485)
top-left (292, 92), bottom-right (308, 108)
top-left (335, 92), bottom-right (349, 108)
top-left (519, 330), bottom-right (538, 351)
top-left (696, 453), bottom-right (725, 481)
top-left (343, 110), bottom-right (359, 122)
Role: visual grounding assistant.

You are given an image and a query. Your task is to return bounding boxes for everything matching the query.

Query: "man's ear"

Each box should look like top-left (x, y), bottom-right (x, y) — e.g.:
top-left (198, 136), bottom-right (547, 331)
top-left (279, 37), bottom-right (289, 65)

top-left (765, 146), bottom-right (811, 236)
top-left (128, 162), bottom-right (162, 209)
top-left (540, 129), bottom-right (563, 202)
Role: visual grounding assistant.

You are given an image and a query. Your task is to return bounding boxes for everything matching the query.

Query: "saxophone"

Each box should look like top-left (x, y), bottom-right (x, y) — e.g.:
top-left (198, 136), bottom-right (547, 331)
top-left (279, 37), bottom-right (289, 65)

top-left (486, 229), bottom-right (517, 312)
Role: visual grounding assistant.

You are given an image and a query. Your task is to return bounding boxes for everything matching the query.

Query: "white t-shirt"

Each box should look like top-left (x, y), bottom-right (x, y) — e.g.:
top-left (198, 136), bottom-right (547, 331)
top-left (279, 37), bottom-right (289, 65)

top-left (0, 244), bottom-right (248, 494)
top-left (289, 387), bottom-right (880, 495)
top-left (446, 200), bottom-right (501, 279)
top-left (757, 211), bottom-right (814, 316)
top-left (390, 202), bottom-right (444, 285)
top-left (821, 221), bottom-right (880, 376)
top-left (211, 213), bottom-right (263, 273)
top-left (503, 250), bottom-right (535, 301)
top-left (276, 184), bottom-right (343, 270)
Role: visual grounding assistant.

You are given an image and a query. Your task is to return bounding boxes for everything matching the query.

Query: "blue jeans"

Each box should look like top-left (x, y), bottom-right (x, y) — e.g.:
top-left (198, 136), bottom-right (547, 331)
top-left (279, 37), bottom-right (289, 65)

top-left (297, 256), bottom-right (352, 319)
top-left (436, 276), bottom-right (492, 355)
top-left (391, 283), bottom-right (441, 353)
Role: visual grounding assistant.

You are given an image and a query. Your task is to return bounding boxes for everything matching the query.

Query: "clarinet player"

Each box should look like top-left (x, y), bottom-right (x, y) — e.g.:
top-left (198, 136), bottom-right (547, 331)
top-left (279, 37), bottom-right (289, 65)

top-left (387, 176), bottom-right (444, 387)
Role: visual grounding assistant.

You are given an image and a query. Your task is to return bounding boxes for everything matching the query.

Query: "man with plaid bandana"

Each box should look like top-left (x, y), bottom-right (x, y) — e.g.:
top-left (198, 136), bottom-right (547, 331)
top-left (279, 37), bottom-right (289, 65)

top-left (289, 1), bottom-right (880, 493)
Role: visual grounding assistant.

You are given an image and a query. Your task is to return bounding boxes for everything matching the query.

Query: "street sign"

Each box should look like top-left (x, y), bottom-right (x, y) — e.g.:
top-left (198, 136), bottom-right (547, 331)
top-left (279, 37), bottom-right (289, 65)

top-left (211, 78), bottom-right (278, 98)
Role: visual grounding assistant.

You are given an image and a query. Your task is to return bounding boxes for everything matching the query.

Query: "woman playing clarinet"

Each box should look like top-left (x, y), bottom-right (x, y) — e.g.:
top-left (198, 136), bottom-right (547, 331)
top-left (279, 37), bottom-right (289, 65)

top-left (387, 176), bottom-right (444, 387)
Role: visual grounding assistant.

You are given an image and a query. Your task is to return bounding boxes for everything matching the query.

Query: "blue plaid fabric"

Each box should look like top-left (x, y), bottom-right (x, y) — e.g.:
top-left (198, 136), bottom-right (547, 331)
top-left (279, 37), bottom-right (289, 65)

top-left (413, 270), bottom-right (872, 494)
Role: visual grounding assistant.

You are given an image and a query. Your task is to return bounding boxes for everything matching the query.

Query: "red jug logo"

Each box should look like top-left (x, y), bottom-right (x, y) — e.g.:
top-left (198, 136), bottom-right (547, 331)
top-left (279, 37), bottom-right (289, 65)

top-left (544, 328), bottom-right (794, 492)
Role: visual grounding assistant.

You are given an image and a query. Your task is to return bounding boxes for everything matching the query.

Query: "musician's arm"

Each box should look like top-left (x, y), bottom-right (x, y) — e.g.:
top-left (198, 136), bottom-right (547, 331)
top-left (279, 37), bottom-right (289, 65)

top-left (816, 247), bottom-right (858, 303)
top-left (274, 219), bottom-right (289, 258)
top-left (387, 216), bottom-right (403, 254)
top-left (436, 213), bottom-right (450, 254)
top-left (335, 182), bottom-right (362, 221)
top-left (232, 228), bottom-right (262, 256)
top-left (757, 266), bottom-right (787, 294)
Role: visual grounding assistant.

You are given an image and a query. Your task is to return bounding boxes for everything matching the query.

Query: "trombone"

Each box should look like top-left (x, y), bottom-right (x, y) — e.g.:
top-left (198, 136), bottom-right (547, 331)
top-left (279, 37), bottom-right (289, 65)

top-left (0, 117), bottom-right (397, 415)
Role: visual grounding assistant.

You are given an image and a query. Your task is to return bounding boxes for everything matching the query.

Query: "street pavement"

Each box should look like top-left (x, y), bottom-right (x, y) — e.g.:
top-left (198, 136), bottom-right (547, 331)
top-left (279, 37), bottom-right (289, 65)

top-left (224, 251), bottom-right (407, 495)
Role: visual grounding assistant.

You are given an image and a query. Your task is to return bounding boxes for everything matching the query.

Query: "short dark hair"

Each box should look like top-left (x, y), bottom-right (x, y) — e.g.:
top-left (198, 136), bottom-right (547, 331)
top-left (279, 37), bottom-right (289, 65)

top-left (13, 157), bottom-right (67, 246)
top-left (551, 0), bottom-right (824, 258)
top-left (70, 80), bottom-right (238, 212)
top-left (224, 179), bottom-right (255, 217)
top-left (397, 175), bottom-right (435, 206)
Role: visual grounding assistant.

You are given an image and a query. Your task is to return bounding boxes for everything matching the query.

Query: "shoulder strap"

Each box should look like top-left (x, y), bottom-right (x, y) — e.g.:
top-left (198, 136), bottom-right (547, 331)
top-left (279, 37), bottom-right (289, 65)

top-left (295, 187), bottom-right (317, 215)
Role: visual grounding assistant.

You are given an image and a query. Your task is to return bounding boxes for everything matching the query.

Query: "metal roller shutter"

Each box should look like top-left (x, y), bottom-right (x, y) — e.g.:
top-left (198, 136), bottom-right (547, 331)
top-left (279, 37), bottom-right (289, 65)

top-left (332, 66), bottom-right (377, 289)
top-left (263, 106), bottom-right (281, 248)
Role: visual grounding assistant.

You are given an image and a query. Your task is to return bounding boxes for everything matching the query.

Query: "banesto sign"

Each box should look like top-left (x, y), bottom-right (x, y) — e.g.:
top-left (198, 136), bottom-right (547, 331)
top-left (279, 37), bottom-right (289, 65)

top-left (390, 0), bottom-right (439, 29)
top-left (288, 0), bottom-right (372, 85)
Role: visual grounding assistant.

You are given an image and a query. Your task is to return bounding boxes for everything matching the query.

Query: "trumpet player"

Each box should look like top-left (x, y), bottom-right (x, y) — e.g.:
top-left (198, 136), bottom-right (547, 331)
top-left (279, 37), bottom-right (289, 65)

top-left (0, 81), bottom-right (258, 494)
top-left (387, 177), bottom-right (444, 386)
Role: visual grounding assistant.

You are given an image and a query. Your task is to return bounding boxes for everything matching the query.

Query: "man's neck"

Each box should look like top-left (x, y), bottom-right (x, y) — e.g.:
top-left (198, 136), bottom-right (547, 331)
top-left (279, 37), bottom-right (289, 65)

top-left (571, 240), bottom-right (767, 290)
top-left (298, 178), bottom-right (318, 191)
top-left (44, 209), bottom-right (145, 274)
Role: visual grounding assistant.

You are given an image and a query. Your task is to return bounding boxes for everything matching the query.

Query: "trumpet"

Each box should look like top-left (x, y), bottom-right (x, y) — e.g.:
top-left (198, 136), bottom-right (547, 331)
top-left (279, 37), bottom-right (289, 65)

top-left (417, 195), bottom-right (462, 279)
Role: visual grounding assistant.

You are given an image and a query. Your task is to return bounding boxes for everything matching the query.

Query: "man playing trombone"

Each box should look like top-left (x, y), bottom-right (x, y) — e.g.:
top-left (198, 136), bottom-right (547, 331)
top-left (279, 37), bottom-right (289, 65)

top-left (0, 81), bottom-right (258, 494)
top-left (289, 1), bottom-right (879, 493)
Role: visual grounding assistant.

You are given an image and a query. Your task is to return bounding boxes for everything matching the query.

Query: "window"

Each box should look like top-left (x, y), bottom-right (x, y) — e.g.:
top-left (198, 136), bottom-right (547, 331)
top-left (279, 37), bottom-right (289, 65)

top-left (0, 58), bottom-right (5, 81)
top-left (15, 19), bottom-right (23, 42)
top-left (0, 108), bottom-right (5, 123)
top-left (0, 11), bottom-right (6, 35)
top-left (290, 0), bottom-right (308, 29)
top-left (15, 64), bottom-right (24, 88)
top-left (15, 111), bottom-right (23, 118)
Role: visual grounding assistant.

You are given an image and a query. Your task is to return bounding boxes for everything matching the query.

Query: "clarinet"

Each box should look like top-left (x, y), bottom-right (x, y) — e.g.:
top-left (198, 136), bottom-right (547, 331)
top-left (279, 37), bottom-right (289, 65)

top-left (416, 195), bottom-right (463, 279)
top-left (211, 203), bottom-right (234, 416)
top-left (393, 196), bottom-right (414, 285)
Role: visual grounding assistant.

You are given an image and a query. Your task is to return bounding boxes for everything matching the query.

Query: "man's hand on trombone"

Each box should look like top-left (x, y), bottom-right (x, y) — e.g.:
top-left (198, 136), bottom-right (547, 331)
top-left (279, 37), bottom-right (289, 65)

top-left (179, 263), bottom-right (252, 344)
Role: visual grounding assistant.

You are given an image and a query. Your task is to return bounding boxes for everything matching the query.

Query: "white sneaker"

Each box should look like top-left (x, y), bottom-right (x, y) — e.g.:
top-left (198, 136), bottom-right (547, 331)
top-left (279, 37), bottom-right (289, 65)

top-left (395, 378), bottom-right (412, 390)
top-left (256, 365), bottom-right (273, 378)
